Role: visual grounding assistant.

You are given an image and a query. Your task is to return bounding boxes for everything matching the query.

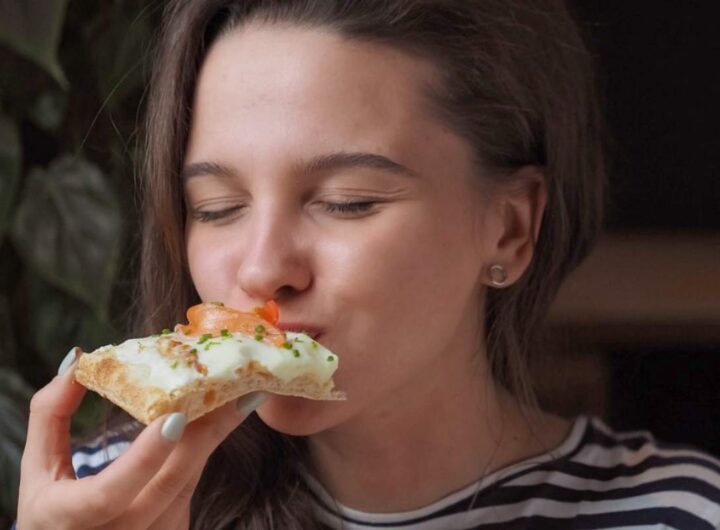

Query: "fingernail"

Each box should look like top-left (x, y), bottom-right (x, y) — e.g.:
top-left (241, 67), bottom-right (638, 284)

top-left (237, 392), bottom-right (267, 416)
top-left (161, 412), bottom-right (187, 442)
top-left (58, 347), bottom-right (79, 376)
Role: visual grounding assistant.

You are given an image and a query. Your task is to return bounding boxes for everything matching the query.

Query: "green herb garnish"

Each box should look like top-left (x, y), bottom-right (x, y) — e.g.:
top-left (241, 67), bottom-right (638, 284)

top-left (282, 342), bottom-right (292, 349)
top-left (210, 301), bottom-right (224, 306)
top-left (255, 335), bottom-right (263, 341)
top-left (293, 349), bottom-right (301, 358)
top-left (204, 341), bottom-right (220, 351)
top-left (170, 360), bottom-right (179, 369)
top-left (255, 324), bottom-right (266, 334)
top-left (312, 341), bottom-right (318, 349)
top-left (221, 329), bottom-right (231, 337)
top-left (198, 333), bottom-right (213, 344)
top-left (161, 328), bottom-right (171, 335)
top-left (326, 355), bottom-right (335, 362)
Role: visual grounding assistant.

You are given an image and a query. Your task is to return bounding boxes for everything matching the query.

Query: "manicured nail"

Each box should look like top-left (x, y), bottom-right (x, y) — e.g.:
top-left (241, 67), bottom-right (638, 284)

top-left (58, 347), bottom-right (79, 376)
top-left (161, 413), bottom-right (187, 442)
top-left (237, 392), bottom-right (267, 416)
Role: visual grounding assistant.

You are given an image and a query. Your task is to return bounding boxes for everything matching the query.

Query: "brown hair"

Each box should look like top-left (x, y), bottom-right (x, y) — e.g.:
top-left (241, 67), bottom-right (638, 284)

top-left (137, 0), bottom-right (605, 527)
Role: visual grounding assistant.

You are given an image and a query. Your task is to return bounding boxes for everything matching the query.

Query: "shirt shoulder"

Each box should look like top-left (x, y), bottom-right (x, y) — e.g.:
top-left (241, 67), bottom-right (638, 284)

top-left (308, 415), bottom-right (720, 530)
top-left (539, 416), bottom-right (720, 529)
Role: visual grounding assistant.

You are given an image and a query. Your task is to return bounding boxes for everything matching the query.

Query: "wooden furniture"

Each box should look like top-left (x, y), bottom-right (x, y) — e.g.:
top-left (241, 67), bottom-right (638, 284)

top-left (548, 233), bottom-right (720, 346)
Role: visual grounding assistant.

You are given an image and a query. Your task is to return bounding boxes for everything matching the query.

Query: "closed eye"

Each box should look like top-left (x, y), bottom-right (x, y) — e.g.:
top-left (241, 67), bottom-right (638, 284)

top-left (190, 205), bottom-right (244, 222)
top-left (323, 201), bottom-right (377, 215)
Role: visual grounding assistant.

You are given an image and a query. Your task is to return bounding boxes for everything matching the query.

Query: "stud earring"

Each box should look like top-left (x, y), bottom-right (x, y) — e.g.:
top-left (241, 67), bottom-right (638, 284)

top-left (489, 264), bottom-right (508, 287)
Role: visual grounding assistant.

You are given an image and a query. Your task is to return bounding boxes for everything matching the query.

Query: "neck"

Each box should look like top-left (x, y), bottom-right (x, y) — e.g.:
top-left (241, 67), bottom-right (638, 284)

top-left (306, 344), bottom-right (568, 513)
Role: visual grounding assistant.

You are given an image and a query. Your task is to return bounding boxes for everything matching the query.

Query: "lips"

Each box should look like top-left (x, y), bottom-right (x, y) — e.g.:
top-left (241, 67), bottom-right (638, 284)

top-left (276, 323), bottom-right (323, 341)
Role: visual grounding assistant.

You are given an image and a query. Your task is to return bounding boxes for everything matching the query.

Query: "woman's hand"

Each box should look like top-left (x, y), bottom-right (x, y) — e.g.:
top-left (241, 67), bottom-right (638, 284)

top-left (17, 348), bottom-right (265, 530)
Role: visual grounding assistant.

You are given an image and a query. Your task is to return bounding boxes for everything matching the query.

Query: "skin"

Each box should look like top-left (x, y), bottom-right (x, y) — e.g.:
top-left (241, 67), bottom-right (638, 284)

top-left (185, 25), bottom-right (569, 512)
top-left (17, 23), bottom-right (569, 528)
top-left (17, 351), bottom-right (259, 529)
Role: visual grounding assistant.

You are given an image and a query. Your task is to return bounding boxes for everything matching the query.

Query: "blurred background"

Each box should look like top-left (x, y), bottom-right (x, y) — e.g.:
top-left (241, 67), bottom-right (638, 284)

top-left (0, 0), bottom-right (718, 526)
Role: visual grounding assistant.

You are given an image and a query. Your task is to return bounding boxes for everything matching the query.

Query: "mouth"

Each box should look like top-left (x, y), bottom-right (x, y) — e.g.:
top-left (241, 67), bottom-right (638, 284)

top-left (277, 323), bottom-right (323, 341)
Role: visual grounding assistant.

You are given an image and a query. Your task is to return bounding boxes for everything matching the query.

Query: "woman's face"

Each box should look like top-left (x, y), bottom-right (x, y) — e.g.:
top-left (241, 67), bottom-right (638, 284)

top-left (184, 24), bottom-right (495, 434)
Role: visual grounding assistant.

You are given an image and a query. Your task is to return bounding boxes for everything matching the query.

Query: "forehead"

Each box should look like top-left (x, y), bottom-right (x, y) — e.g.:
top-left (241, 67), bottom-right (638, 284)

top-left (187, 23), bottom-right (474, 179)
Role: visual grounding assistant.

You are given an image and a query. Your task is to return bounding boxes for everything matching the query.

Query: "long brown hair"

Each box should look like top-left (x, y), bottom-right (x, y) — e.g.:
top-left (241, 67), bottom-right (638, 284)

top-left (137, 1), bottom-right (606, 527)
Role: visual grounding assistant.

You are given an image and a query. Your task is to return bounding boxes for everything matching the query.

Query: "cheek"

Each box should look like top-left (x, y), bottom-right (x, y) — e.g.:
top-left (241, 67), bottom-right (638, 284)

top-left (335, 204), bottom-right (482, 318)
top-left (326, 204), bottom-right (484, 377)
top-left (186, 225), bottom-right (235, 300)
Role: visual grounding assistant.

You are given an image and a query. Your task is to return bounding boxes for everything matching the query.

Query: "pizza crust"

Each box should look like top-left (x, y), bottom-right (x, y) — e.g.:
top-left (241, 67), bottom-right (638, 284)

top-left (75, 348), bottom-right (345, 425)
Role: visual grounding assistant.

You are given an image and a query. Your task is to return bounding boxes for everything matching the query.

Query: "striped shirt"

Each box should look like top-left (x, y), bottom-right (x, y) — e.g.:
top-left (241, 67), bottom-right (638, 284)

top-left (308, 416), bottom-right (720, 529)
top-left (19, 415), bottom-right (720, 530)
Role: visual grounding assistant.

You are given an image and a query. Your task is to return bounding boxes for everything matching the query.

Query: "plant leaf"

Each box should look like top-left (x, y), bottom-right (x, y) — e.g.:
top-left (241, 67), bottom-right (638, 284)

top-left (0, 0), bottom-right (69, 88)
top-left (28, 275), bottom-right (117, 367)
top-left (29, 90), bottom-right (67, 131)
top-left (11, 155), bottom-right (123, 313)
top-left (0, 368), bottom-right (33, 520)
top-left (0, 113), bottom-right (21, 241)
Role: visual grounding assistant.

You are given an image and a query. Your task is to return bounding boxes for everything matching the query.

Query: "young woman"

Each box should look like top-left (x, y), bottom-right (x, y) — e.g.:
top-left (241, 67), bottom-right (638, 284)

top-left (17, 1), bottom-right (720, 529)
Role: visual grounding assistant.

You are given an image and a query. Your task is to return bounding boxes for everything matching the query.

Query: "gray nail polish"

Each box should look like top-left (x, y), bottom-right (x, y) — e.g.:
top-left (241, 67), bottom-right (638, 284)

top-left (237, 392), bottom-right (268, 416)
top-left (161, 412), bottom-right (187, 442)
top-left (58, 347), bottom-right (79, 376)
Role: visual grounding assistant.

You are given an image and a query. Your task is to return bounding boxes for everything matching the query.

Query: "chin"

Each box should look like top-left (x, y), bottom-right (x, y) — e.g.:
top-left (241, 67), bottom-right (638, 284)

top-left (255, 394), bottom-right (345, 435)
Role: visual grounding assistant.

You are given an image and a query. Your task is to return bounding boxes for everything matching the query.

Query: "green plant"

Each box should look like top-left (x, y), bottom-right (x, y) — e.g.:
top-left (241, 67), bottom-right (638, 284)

top-left (0, 0), bottom-right (164, 524)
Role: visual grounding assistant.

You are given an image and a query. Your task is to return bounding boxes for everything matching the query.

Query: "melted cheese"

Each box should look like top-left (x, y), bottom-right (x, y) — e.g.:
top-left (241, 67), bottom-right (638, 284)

top-left (95, 331), bottom-right (338, 392)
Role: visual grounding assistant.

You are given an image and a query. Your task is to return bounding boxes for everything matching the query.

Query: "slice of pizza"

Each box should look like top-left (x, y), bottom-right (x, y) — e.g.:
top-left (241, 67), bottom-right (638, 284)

top-left (74, 301), bottom-right (345, 424)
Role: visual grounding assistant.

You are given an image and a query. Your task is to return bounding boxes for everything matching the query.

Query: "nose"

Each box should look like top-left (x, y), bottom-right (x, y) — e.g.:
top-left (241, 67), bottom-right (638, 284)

top-left (236, 205), bottom-right (312, 303)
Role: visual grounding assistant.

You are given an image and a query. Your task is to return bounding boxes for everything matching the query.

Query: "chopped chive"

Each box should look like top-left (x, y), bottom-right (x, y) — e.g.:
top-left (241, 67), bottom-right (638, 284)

top-left (170, 360), bottom-right (179, 369)
top-left (221, 329), bottom-right (231, 337)
top-left (282, 342), bottom-right (292, 349)
top-left (198, 333), bottom-right (213, 344)
top-left (255, 324), bottom-right (266, 333)
top-left (204, 341), bottom-right (220, 351)
top-left (255, 335), bottom-right (263, 341)
top-left (326, 355), bottom-right (335, 362)
top-left (161, 328), bottom-right (171, 335)
top-left (312, 341), bottom-right (318, 349)
top-left (190, 348), bottom-right (197, 353)
top-left (293, 349), bottom-right (301, 358)
top-left (210, 301), bottom-right (224, 306)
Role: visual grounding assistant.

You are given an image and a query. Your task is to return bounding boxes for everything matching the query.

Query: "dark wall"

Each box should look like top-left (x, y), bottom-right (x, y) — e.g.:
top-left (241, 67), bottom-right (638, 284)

top-left (562, 2), bottom-right (720, 456)
top-left (572, 1), bottom-right (720, 231)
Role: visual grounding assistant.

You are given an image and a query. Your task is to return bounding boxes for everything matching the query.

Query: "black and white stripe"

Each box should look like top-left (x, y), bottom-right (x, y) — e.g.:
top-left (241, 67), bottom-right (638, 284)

top-left (38, 415), bottom-right (720, 530)
top-left (308, 416), bottom-right (720, 529)
top-left (71, 433), bottom-right (131, 478)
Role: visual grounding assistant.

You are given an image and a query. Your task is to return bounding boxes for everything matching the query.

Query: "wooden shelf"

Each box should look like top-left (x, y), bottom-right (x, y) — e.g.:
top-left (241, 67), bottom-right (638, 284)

top-left (547, 233), bottom-right (720, 345)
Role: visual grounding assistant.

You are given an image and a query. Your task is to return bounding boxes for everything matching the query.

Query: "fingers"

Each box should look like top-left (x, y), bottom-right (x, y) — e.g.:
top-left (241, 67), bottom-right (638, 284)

top-left (35, 410), bottom-right (182, 527)
top-left (148, 503), bottom-right (191, 530)
top-left (23, 347), bottom-right (87, 477)
top-left (119, 393), bottom-right (267, 529)
top-left (23, 371), bottom-right (265, 530)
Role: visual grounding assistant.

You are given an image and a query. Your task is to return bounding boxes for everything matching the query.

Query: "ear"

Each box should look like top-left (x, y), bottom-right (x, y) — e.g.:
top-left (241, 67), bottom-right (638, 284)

top-left (481, 166), bottom-right (547, 288)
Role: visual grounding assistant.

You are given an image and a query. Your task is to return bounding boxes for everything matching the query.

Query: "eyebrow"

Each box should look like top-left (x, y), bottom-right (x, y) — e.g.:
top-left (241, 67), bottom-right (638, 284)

top-left (180, 152), bottom-right (417, 181)
top-left (180, 161), bottom-right (235, 180)
top-left (300, 152), bottom-right (418, 179)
